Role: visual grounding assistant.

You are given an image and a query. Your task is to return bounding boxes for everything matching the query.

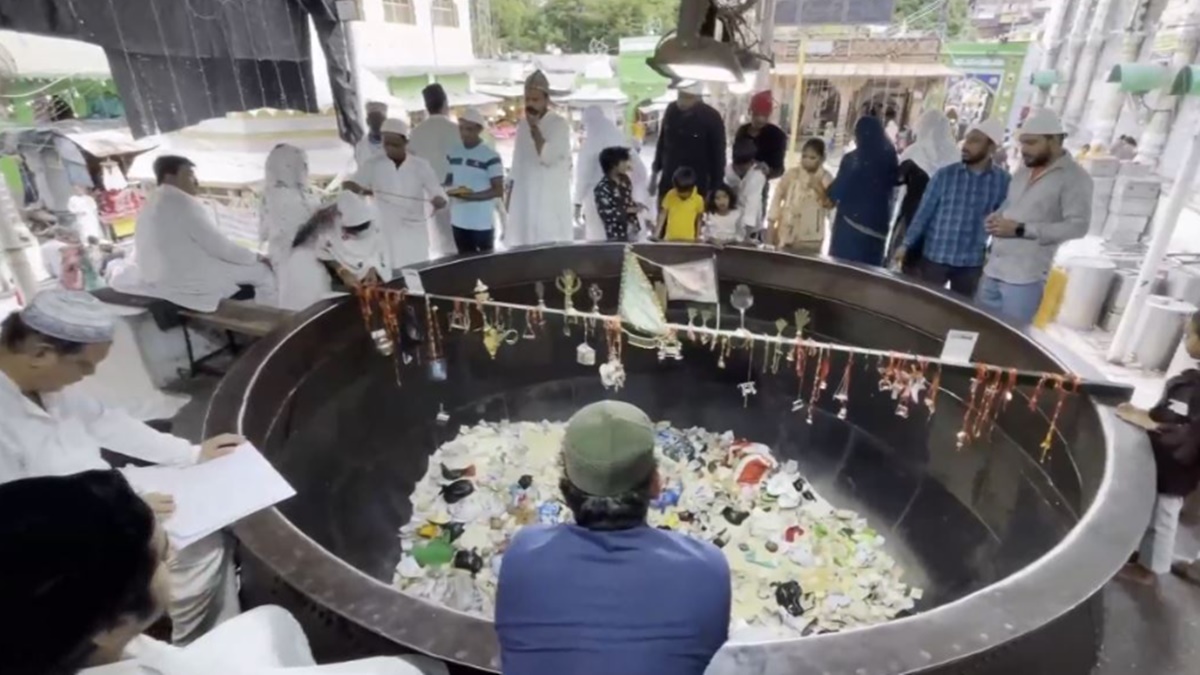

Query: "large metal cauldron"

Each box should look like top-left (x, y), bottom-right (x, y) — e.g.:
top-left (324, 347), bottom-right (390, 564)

top-left (206, 244), bottom-right (1154, 675)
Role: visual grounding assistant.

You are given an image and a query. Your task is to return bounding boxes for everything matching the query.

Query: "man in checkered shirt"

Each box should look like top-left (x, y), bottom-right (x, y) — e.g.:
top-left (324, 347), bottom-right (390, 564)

top-left (894, 118), bottom-right (1010, 298)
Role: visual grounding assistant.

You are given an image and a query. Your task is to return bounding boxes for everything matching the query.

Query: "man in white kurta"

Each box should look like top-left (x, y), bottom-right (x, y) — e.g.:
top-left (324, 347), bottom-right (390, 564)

top-left (0, 290), bottom-right (243, 645)
top-left (345, 118), bottom-right (448, 270)
top-left (506, 70), bottom-right (573, 247)
top-left (407, 84), bottom-right (461, 258)
top-left (129, 155), bottom-right (276, 311)
top-left (354, 101), bottom-right (389, 169)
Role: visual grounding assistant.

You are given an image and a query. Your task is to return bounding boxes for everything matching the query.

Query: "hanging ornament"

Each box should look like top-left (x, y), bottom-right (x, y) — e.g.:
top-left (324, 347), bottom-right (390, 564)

top-left (956, 364), bottom-right (988, 450)
top-left (378, 289), bottom-right (407, 386)
top-left (482, 323), bottom-right (518, 359)
top-left (521, 308), bottom-right (538, 340)
top-left (425, 298), bottom-right (447, 381)
top-left (878, 354), bottom-right (897, 392)
top-left (924, 365), bottom-right (942, 416)
top-left (534, 280), bottom-right (547, 309)
top-left (577, 342), bottom-right (597, 366)
top-left (449, 299), bottom-right (471, 332)
top-left (717, 335), bottom-right (731, 369)
top-left (740, 340), bottom-right (758, 408)
top-left (557, 269), bottom-right (582, 335)
top-left (769, 318), bottom-right (788, 374)
top-left (730, 284), bottom-right (754, 332)
top-left (1039, 376), bottom-right (1075, 462)
top-left (833, 354), bottom-right (853, 420)
top-left (436, 403), bottom-right (451, 425)
top-left (618, 248), bottom-right (670, 344)
top-left (1028, 375), bottom-right (1049, 411)
top-left (700, 308), bottom-right (714, 346)
top-left (686, 306), bottom-right (698, 341)
top-left (791, 343), bottom-right (808, 412)
top-left (807, 348), bottom-right (830, 424)
top-left (473, 279), bottom-right (491, 304)
top-left (600, 318), bottom-right (626, 390)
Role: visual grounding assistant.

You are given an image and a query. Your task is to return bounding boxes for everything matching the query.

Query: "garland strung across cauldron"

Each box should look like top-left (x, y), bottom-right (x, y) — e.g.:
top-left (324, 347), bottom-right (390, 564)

top-left (353, 248), bottom-right (1081, 461)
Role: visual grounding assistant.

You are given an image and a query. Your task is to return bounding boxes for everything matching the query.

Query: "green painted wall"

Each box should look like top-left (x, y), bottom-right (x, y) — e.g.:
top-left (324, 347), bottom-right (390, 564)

top-left (388, 72), bottom-right (471, 101)
top-left (0, 156), bottom-right (23, 200)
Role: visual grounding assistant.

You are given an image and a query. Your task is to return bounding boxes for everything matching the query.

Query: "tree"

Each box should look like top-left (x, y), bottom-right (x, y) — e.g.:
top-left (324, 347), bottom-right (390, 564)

top-left (493, 0), bottom-right (680, 54)
top-left (892, 0), bottom-right (974, 41)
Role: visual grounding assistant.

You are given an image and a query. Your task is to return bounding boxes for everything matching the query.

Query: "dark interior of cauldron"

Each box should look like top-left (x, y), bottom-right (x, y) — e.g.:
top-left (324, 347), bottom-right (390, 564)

top-left (255, 273), bottom-right (1093, 617)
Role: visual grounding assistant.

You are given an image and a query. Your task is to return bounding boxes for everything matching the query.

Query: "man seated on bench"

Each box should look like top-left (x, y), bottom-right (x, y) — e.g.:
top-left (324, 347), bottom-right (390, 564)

top-left (132, 155), bottom-right (277, 312)
top-left (0, 290), bottom-right (243, 645)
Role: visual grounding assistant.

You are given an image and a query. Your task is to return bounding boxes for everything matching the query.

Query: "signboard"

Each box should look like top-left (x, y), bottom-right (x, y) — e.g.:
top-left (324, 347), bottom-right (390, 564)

top-left (775, 0), bottom-right (898, 26)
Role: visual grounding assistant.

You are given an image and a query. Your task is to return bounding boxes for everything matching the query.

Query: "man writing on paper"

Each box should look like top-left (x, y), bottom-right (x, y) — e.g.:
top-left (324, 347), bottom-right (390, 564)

top-left (0, 290), bottom-right (243, 645)
top-left (345, 118), bottom-right (448, 270)
top-left (506, 70), bottom-right (573, 246)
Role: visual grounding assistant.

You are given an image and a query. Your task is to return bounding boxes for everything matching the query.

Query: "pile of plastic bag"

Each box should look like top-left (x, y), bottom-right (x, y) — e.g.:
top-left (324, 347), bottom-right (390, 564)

top-left (393, 420), bottom-right (921, 636)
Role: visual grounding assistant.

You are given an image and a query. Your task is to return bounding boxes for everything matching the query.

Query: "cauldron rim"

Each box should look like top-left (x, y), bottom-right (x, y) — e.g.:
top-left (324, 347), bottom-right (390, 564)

top-left (210, 243), bottom-right (1154, 673)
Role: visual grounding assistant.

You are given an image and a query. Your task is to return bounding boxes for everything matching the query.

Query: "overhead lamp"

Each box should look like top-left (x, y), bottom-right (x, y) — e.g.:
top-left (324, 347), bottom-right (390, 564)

top-left (647, 0), bottom-right (763, 85)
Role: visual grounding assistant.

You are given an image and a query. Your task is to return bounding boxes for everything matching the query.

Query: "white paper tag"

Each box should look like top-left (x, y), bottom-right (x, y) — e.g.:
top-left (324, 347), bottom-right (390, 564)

top-left (940, 330), bottom-right (979, 364)
top-left (401, 268), bottom-right (425, 295)
top-left (1169, 398), bottom-right (1189, 416)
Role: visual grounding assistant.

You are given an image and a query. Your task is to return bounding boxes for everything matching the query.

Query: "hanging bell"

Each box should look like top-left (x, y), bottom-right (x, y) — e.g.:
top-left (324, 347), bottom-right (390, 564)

top-left (435, 404), bottom-right (451, 425)
top-left (576, 342), bottom-right (596, 366)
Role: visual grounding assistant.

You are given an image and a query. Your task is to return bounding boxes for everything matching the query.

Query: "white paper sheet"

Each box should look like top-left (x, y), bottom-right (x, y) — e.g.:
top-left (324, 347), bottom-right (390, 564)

top-left (124, 444), bottom-right (296, 550)
top-left (940, 329), bottom-right (979, 364)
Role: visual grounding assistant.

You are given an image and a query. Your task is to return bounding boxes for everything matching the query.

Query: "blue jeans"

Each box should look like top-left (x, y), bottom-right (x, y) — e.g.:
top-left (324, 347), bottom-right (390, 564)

top-left (976, 275), bottom-right (1046, 324)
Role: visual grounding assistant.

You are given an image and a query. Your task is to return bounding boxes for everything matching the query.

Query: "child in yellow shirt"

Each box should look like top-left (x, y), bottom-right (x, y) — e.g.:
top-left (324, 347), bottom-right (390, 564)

top-left (657, 167), bottom-right (705, 242)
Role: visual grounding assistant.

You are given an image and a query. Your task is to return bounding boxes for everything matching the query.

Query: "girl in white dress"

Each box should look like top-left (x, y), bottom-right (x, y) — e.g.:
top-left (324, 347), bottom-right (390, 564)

top-left (703, 184), bottom-right (742, 244)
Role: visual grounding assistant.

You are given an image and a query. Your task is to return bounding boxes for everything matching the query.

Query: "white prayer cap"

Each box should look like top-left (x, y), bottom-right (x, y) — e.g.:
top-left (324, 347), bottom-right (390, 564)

top-left (20, 290), bottom-right (114, 344)
top-left (365, 101), bottom-right (388, 114)
top-left (380, 118), bottom-right (409, 137)
top-left (969, 118), bottom-right (1006, 146)
top-left (677, 81), bottom-right (704, 95)
top-left (1018, 108), bottom-right (1065, 136)
top-left (458, 107), bottom-right (487, 128)
top-left (337, 191), bottom-right (374, 226)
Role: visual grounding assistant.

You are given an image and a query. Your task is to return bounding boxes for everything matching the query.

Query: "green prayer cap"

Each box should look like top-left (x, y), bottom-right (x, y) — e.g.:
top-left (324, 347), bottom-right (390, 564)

top-left (562, 401), bottom-right (657, 497)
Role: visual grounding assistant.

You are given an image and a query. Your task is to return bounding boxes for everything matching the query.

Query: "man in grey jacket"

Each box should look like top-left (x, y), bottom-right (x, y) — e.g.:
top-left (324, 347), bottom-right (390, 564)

top-left (978, 108), bottom-right (1092, 324)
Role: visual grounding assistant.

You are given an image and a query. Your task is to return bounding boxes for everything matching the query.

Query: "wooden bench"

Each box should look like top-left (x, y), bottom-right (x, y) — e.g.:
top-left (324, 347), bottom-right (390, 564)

top-left (178, 300), bottom-right (294, 376)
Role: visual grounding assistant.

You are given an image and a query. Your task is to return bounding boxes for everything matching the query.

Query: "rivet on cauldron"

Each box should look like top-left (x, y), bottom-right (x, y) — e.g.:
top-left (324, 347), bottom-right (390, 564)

top-left (443, 522), bottom-right (466, 542)
top-left (517, 474), bottom-right (533, 489)
top-left (774, 580), bottom-right (805, 616)
top-left (722, 506), bottom-right (751, 525)
top-left (441, 464), bottom-right (476, 481)
top-left (441, 479), bottom-right (475, 504)
top-left (452, 549), bottom-right (484, 576)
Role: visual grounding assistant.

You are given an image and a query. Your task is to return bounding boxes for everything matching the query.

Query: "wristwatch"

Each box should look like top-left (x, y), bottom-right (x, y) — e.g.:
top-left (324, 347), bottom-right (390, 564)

top-left (1014, 223), bottom-right (1026, 238)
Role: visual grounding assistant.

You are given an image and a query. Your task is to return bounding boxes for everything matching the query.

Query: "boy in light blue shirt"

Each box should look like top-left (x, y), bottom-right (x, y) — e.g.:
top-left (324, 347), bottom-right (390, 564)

top-left (445, 108), bottom-right (504, 253)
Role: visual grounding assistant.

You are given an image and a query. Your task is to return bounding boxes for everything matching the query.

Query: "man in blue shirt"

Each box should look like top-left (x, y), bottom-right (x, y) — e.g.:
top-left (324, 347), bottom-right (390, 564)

top-left (444, 107), bottom-right (504, 253)
top-left (894, 118), bottom-right (1010, 297)
top-left (495, 401), bottom-right (731, 675)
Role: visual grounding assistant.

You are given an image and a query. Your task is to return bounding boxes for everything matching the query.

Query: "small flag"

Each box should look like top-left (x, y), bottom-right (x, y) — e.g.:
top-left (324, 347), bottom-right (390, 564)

top-left (662, 257), bottom-right (718, 304)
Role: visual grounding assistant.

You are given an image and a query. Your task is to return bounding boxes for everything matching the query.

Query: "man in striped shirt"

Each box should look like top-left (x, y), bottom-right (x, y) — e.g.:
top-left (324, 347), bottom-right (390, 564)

top-left (894, 119), bottom-right (1009, 298)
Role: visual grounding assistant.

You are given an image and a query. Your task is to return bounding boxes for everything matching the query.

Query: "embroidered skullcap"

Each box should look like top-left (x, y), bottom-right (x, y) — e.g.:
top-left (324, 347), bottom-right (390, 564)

top-left (1018, 108), bottom-right (1065, 136)
top-left (459, 107), bottom-right (487, 128)
top-left (381, 118), bottom-right (409, 137)
top-left (365, 101), bottom-right (388, 114)
top-left (969, 118), bottom-right (1006, 146)
top-left (337, 191), bottom-right (374, 227)
top-left (20, 290), bottom-right (114, 344)
top-left (677, 81), bottom-right (704, 95)
top-left (525, 70), bottom-right (551, 95)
